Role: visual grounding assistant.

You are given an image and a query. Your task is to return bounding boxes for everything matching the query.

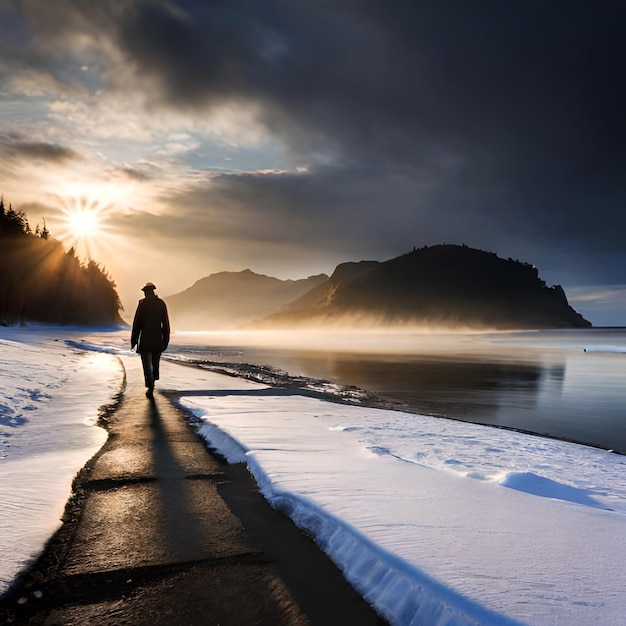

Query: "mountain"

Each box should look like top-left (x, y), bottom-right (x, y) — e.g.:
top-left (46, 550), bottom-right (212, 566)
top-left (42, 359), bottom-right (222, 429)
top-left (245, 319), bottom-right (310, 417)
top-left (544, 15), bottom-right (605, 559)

top-left (255, 245), bottom-right (591, 330)
top-left (277, 260), bottom-right (381, 313)
top-left (164, 269), bottom-right (328, 330)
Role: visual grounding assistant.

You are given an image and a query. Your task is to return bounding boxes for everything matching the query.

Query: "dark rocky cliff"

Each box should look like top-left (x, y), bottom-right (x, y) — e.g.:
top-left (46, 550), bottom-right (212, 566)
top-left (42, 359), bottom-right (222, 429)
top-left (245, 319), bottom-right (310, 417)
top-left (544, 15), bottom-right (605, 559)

top-left (256, 245), bottom-right (591, 330)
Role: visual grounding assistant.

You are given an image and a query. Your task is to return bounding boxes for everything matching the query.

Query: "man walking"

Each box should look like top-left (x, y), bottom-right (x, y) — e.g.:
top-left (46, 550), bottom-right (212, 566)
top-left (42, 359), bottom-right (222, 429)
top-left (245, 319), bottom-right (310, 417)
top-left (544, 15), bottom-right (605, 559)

top-left (131, 282), bottom-right (170, 399)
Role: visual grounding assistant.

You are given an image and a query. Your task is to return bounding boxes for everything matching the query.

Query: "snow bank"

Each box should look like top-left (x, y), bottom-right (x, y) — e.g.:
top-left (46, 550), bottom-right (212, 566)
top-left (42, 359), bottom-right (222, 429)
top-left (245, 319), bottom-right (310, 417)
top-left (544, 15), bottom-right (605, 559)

top-left (0, 327), bottom-right (124, 596)
top-left (177, 385), bottom-right (626, 626)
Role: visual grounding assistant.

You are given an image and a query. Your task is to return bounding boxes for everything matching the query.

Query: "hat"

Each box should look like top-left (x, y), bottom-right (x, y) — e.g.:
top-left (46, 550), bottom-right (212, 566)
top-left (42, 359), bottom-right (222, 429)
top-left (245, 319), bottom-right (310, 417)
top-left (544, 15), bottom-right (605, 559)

top-left (141, 282), bottom-right (156, 292)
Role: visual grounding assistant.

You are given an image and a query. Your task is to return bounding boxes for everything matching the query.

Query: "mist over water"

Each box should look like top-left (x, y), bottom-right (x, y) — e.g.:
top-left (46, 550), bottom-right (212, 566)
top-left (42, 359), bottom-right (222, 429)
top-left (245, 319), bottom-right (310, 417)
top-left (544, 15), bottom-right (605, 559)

top-left (166, 328), bottom-right (626, 454)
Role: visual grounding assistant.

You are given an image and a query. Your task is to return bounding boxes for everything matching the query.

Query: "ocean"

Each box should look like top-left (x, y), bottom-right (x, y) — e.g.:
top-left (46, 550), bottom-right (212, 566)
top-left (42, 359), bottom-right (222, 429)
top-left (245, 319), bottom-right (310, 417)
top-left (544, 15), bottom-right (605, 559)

top-left (163, 328), bottom-right (626, 455)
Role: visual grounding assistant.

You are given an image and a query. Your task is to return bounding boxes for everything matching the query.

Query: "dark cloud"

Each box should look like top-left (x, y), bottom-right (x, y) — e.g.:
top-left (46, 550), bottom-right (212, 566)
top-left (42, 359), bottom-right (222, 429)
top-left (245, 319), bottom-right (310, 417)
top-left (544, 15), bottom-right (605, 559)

top-left (112, 2), bottom-right (625, 164)
top-left (113, 1), bottom-right (626, 263)
top-left (105, 165), bottom-right (156, 182)
top-left (13, 141), bottom-right (82, 163)
top-left (113, 165), bottom-right (519, 267)
top-left (0, 134), bottom-right (83, 164)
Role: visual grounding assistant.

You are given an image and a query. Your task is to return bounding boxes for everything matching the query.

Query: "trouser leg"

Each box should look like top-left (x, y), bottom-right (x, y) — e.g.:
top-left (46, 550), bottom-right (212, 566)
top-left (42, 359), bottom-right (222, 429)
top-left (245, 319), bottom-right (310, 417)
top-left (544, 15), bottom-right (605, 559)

top-left (140, 352), bottom-right (154, 388)
top-left (152, 352), bottom-right (161, 381)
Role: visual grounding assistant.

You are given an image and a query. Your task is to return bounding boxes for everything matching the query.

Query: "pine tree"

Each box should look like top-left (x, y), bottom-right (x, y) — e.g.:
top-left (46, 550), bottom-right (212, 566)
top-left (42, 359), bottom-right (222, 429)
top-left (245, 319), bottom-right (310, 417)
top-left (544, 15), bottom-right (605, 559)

top-left (0, 197), bottom-right (123, 325)
top-left (2, 203), bottom-right (30, 235)
top-left (40, 217), bottom-right (49, 240)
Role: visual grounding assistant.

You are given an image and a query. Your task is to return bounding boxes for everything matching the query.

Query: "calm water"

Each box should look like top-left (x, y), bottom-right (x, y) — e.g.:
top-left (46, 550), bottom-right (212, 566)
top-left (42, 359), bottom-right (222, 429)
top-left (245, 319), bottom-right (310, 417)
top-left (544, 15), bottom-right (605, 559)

top-left (167, 329), bottom-right (626, 454)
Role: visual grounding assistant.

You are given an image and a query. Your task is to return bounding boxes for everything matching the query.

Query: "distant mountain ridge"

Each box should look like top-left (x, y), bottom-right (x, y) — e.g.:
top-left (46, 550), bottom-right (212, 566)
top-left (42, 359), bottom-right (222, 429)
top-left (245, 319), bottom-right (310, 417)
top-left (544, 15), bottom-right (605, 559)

top-left (166, 245), bottom-right (591, 331)
top-left (257, 245), bottom-right (590, 329)
top-left (164, 269), bottom-right (328, 330)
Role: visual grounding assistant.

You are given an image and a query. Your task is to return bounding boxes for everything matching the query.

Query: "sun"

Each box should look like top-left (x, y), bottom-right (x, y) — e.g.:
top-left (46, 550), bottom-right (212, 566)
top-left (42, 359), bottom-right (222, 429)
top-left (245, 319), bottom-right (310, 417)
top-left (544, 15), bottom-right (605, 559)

top-left (67, 210), bottom-right (101, 237)
top-left (53, 196), bottom-right (116, 261)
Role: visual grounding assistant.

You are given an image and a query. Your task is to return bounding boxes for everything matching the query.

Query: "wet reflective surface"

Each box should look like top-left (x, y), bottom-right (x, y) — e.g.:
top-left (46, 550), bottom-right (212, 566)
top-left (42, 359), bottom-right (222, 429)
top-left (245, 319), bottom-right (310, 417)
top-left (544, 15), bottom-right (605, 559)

top-left (168, 329), bottom-right (626, 453)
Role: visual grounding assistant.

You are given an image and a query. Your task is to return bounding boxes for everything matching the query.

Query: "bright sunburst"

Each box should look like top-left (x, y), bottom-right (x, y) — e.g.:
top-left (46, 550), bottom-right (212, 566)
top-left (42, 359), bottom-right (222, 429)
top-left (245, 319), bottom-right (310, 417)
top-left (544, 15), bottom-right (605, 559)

top-left (54, 196), bottom-right (116, 261)
top-left (67, 210), bottom-right (101, 237)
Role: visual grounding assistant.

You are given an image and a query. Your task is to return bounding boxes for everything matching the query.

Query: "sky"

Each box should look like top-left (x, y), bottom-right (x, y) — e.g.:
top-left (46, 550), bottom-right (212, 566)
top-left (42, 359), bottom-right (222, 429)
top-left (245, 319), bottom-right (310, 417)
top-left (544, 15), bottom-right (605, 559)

top-left (0, 0), bottom-right (625, 324)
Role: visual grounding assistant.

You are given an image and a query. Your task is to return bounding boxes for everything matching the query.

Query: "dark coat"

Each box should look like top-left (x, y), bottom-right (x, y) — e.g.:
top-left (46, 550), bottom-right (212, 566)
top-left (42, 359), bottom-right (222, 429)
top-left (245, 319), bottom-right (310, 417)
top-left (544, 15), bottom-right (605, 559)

top-left (131, 294), bottom-right (170, 353)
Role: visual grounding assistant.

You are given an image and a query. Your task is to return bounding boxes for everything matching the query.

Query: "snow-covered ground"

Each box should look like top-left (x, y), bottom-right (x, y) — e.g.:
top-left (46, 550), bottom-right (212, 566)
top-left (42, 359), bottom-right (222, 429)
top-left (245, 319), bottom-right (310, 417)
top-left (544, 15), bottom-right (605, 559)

top-left (2, 327), bottom-right (626, 625)
top-left (0, 327), bottom-right (123, 596)
top-left (177, 380), bottom-right (626, 626)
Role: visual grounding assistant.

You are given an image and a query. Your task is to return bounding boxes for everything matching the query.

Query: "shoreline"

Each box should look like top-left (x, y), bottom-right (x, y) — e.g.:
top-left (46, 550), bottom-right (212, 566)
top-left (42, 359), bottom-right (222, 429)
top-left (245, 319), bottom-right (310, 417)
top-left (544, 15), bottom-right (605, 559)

top-left (6, 323), bottom-right (626, 454)
top-left (172, 357), bottom-right (626, 457)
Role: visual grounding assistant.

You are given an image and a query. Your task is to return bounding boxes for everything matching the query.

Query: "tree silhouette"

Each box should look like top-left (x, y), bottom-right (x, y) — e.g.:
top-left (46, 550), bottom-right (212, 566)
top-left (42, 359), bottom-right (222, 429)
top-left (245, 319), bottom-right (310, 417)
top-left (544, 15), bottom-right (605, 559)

top-left (0, 196), bottom-right (124, 325)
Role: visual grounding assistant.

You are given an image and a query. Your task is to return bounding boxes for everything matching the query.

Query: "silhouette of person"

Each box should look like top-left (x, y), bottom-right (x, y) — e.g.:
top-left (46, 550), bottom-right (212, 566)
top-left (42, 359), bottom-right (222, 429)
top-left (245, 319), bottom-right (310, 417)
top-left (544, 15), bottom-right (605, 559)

top-left (131, 282), bottom-right (170, 399)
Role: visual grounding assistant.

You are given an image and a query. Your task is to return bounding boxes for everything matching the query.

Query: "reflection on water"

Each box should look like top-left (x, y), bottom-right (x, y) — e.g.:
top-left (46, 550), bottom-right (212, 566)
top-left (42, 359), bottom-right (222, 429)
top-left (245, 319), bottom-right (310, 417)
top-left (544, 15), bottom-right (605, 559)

top-left (168, 329), bottom-right (626, 454)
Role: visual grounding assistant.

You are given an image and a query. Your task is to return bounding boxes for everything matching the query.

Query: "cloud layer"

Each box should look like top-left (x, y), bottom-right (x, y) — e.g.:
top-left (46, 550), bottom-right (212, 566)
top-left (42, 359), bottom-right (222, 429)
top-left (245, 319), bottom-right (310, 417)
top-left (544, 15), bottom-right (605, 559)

top-left (1, 0), bottom-right (625, 315)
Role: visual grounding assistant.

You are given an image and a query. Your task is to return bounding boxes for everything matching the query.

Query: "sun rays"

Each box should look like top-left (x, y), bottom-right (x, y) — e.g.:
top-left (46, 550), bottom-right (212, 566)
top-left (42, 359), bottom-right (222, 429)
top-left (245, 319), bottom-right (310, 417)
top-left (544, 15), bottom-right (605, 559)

top-left (53, 196), bottom-right (117, 261)
top-left (67, 209), bottom-right (100, 238)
